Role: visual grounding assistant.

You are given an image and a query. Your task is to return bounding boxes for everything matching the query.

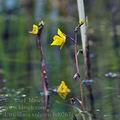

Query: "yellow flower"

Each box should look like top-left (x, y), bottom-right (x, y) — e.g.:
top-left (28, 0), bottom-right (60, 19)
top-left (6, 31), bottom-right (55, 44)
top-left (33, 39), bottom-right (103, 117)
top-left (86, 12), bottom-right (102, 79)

top-left (51, 28), bottom-right (66, 49)
top-left (57, 81), bottom-right (70, 99)
top-left (29, 24), bottom-right (39, 35)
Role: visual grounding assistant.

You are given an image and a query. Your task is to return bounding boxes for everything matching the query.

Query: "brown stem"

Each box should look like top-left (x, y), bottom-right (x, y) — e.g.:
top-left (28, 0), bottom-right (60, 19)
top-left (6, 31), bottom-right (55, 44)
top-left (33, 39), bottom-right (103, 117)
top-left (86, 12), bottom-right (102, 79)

top-left (74, 32), bottom-right (84, 110)
top-left (37, 32), bottom-right (49, 120)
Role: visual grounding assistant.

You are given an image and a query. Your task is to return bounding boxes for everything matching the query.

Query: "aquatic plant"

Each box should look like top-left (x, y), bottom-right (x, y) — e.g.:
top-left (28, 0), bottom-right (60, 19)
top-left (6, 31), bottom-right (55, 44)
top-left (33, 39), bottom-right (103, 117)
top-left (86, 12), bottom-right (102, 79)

top-left (29, 0), bottom-right (95, 120)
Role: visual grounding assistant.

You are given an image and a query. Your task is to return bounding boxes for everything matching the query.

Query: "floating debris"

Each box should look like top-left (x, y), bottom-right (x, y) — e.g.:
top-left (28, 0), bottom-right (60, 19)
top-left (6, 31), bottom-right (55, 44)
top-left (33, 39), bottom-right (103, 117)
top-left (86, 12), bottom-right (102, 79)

top-left (105, 72), bottom-right (118, 78)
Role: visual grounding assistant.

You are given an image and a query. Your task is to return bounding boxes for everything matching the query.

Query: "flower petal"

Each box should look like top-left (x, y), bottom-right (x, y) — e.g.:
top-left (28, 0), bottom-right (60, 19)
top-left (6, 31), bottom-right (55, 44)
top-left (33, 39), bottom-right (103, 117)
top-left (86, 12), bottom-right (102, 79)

top-left (57, 28), bottom-right (66, 39)
top-left (57, 81), bottom-right (70, 99)
top-left (29, 24), bottom-right (38, 35)
top-left (51, 35), bottom-right (63, 46)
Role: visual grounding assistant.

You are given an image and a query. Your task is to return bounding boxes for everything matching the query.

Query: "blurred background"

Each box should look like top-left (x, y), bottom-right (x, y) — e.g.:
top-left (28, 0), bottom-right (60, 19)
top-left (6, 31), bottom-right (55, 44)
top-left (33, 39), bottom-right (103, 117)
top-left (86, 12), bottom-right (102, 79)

top-left (0, 0), bottom-right (120, 120)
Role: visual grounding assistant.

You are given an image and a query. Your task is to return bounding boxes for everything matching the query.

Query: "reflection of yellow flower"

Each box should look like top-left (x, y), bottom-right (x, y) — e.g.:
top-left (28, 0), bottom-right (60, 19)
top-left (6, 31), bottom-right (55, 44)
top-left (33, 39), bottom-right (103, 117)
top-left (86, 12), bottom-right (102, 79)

top-left (29, 24), bottom-right (39, 35)
top-left (57, 81), bottom-right (70, 99)
top-left (51, 28), bottom-right (66, 49)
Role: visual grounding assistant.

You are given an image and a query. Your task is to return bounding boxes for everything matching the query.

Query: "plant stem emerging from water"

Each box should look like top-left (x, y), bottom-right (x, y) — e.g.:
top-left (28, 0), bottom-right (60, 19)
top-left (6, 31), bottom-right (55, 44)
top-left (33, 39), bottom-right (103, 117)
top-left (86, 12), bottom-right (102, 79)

top-left (74, 30), bottom-right (84, 110)
top-left (36, 23), bottom-right (49, 120)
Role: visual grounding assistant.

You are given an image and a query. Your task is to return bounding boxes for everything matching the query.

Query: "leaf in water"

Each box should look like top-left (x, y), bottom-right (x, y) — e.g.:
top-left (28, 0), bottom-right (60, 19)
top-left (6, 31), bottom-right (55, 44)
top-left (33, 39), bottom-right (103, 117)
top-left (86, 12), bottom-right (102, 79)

top-left (73, 114), bottom-right (77, 120)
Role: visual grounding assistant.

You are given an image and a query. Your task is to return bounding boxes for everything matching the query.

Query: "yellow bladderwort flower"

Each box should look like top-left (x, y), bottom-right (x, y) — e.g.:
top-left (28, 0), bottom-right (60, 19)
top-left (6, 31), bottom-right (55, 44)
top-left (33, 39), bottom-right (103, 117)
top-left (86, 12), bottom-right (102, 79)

top-left (51, 28), bottom-right (66, 49)
top-left (29, 24), bottom-right (39, 35)
top-left (57, 81), bottom-right (70, 99)
top-left (29, 21), bottom-right (45, 35)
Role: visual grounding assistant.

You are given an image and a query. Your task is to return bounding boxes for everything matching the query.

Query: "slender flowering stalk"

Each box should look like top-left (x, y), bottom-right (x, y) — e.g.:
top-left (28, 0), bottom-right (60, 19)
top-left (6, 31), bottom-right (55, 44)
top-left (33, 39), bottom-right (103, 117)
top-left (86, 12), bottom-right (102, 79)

top-left (77, 0), bottom-right (95, 118)
top-left (50, 24), bottom-right (84, 109)
top-left (29, 21), bottom-right (49, 119)
top-left (73, 22), bottom-right (85, 110)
